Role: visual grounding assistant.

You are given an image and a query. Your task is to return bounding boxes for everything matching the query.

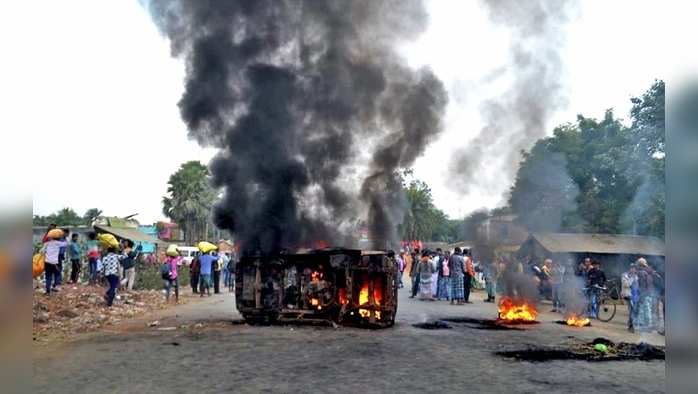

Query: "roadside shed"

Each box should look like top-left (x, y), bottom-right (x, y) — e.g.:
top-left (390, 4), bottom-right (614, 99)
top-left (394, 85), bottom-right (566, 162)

top-left (517, 232), bottom-right (665, 278)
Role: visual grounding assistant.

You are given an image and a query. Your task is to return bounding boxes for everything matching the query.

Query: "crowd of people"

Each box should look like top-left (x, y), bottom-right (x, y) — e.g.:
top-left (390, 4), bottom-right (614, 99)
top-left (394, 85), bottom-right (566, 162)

top-left (36, 224), bottom-right (236, 308)
top-left (395, 247), bottom-right (476, 305)
top-left (395, 245), bottom-right (664, 335)
top-left (186, 249), bottom-right (235, 298)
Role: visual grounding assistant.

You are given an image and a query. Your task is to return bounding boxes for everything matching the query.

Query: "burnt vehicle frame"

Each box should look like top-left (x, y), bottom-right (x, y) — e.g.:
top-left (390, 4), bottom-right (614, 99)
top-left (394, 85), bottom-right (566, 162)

top-left (235, 248), bottom-right (398, 327)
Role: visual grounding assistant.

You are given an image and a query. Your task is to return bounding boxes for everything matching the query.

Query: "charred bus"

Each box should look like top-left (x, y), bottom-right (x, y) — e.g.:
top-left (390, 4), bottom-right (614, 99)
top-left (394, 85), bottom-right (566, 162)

top-left (235, 248), bottom-right (398, 328)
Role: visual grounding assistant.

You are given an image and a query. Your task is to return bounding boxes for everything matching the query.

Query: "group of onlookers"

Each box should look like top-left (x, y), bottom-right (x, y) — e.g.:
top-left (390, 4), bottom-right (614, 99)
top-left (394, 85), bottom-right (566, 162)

top-left (397, 247), bottom-right (476, 304)
top-left (38, 224), bottom-right (143, 307)
top-left (621, 258), bottom-right (664, 333)
top-left (187, 250), bottom-right (235, 298)
top-left (397, 246), bottom-right (664, 334)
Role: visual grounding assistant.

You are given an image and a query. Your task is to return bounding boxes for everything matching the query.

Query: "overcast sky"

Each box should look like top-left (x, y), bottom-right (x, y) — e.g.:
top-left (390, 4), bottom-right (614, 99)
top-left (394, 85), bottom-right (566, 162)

top-left (10, 1), bottom-right (697, 224)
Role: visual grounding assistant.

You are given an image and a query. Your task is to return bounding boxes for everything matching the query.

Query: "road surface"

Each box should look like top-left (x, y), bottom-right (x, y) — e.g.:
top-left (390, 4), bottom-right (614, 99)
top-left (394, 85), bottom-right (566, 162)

top-left (33, 286), bottom-right (665, 393)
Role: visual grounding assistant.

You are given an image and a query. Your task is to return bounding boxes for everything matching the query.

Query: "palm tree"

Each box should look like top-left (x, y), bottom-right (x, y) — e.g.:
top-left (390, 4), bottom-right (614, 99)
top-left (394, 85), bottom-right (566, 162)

top-left (162, 161), bottom-right (217, 243)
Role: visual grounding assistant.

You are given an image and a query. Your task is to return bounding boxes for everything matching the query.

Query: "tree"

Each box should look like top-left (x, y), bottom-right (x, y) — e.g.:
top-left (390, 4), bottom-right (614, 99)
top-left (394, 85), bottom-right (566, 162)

top-left (33, 207), bottom-right (83, 227)
top-left (398, 176), bottom-right (455, 243)
top-left (622, 80), bottom-right (665, 237)
top-left (162, 161), bottom-right (218, 243)
top-left (82, 208), bottom-right (102, 225)
top-left (507, 80), bottom-right (666, 238)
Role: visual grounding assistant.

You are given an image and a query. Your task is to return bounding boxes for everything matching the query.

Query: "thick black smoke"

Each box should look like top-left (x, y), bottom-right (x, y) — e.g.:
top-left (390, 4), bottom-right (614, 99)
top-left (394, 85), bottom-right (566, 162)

top-left (449, 0), bottom-right (577, 204)
top-left (146, 0), bottom-right (447, 253)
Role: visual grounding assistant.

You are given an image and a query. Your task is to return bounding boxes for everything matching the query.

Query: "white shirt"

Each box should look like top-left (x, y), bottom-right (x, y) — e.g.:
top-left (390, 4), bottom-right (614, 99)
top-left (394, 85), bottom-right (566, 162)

top-left (43, 240), bottom-right (67, 264)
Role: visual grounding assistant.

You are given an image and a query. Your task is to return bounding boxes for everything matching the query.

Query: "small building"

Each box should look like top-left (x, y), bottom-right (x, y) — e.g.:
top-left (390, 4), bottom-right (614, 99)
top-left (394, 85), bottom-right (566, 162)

top-left (476, 214), bottom-right (529, 246)
top-left (517, 232), bottom-right (665, 278)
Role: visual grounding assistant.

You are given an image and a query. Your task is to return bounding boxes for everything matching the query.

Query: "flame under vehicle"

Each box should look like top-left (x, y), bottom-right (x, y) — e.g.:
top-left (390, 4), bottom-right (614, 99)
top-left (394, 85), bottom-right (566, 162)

top-left (235, 248), bottom-right (398, 328)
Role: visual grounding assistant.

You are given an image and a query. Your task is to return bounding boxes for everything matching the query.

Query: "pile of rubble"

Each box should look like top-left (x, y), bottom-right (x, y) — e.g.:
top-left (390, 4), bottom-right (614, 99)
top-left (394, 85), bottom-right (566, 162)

top-left (33, 285), bottom-right (190, 342)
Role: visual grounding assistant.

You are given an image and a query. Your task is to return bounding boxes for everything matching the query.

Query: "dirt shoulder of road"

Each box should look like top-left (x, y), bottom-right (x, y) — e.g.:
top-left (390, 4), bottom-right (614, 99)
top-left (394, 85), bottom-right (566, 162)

top-left (32, 284), bottom-right (205, 347)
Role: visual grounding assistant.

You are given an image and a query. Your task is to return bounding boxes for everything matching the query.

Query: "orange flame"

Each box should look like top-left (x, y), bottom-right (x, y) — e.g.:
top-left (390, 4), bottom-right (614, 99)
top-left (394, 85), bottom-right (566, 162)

top-left (338, 288), bottom-right (347, 305)
top-left (358, 277), bottom-right (382, 320)
top-left (565, 314), bottom-right (590, 327)
top-left (497, 297), bottom-right (538, 322)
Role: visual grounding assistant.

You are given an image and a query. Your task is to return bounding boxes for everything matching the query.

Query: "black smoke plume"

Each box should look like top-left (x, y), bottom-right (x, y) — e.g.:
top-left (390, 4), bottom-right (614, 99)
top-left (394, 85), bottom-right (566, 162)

top-left (146, 0), bottom-right (447, 253)
top-left (449, 0), bottom-right (577, 205)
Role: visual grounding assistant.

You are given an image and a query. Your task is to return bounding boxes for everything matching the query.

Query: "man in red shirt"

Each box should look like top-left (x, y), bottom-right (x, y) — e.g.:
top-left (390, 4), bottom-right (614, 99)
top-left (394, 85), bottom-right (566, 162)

top-left (463, 249), bottom-right (475, 304)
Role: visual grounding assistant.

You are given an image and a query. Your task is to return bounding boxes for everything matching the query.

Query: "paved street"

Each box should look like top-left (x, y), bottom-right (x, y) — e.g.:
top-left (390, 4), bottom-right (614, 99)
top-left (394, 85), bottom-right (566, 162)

top-left (33, 286), bottom-right (665, 394)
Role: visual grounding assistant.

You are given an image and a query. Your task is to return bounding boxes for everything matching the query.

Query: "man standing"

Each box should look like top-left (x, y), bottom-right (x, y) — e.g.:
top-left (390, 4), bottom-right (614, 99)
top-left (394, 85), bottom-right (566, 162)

top-left (101, 247), bottom-right (125, 307)
top-left (42, 231), bottom-right (68, 295)
top-left (85, 232), bottom-right (100, 285)
top-left (409, 249), bottom-right (420, 298)
top-left (586, 260), bottom-right (606, 318)
top-left (221, 252), bottom-right (232, 290)
top-left (550, 260), bottom-right (565, 312)
top-left (395, 250), bottom-right (405, 289)
top-left (55, 230), bottom-right (69, 290)
top-left (68, 233), bottom-right (82, 284)
top-left (198, 251), bottom-right (216, 297)
top-left (463, 250), bottom-right (475, 304)
top-left (483, 260), bottom-right (499, 303)
top-left (120, 240), bottom-right (141, 291)
top-left (621, 264), bottom-right (639, 332)
top-left (189, 253), bottom-right (201, 294)
top-left (449, 247), bottom-right (465, 305)
top-left (212, 251), bottom-right (222, 294)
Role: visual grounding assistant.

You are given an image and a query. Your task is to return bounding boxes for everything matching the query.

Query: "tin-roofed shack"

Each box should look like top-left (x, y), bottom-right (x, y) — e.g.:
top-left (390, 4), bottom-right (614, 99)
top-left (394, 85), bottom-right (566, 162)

top-left (518, 233), bottom-right (665, 278)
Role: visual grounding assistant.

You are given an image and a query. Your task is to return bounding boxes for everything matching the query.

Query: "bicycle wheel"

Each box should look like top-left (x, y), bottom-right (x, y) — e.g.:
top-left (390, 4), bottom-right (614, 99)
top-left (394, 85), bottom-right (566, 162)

top-left (597, 297), bottom-right (616, 322)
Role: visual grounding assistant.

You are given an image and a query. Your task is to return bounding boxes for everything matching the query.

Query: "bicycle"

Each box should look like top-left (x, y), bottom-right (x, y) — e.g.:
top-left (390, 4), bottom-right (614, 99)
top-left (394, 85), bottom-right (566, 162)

top-left (604, 277), bottom-right (621, 300)
top-left (584, 284), bottom-right (616, 322)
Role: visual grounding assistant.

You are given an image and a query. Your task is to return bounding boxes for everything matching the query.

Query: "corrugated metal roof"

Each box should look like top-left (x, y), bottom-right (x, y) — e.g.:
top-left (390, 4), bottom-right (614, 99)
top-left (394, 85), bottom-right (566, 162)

top-left (530, 233), bottom-right (665, 256)
top-left (94, 224), bottom-right (165, 244)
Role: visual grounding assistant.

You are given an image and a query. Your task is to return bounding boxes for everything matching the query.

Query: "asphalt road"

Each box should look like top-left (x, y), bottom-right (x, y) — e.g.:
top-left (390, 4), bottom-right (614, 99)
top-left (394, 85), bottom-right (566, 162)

top-left (33, 285), bottom-right (665, 394)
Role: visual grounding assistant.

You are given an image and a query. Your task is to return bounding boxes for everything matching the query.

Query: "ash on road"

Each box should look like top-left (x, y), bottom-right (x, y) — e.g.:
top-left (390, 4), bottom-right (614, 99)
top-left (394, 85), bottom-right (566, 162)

top-left (33, 287), bottom-right (665, 394)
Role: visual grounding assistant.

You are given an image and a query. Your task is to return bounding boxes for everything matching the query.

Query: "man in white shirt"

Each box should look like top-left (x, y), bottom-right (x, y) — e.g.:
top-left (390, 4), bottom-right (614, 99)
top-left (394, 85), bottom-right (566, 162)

top-left (43, 238), bottom-right (68, 295)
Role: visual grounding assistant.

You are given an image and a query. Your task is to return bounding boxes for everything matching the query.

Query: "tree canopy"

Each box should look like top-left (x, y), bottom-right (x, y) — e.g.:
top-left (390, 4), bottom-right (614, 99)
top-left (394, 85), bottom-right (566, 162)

top-left (33, 207), bottom-right (100, 227)
top-left (507, 80), bottom-right (665, 238)
top-left (162, 160), bottom-right (217, 243)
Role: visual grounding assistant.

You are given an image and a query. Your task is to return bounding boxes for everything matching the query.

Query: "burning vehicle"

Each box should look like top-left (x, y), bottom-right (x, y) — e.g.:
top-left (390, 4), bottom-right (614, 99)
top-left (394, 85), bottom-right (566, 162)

top-left (235, 248), bottom-right (398, 328)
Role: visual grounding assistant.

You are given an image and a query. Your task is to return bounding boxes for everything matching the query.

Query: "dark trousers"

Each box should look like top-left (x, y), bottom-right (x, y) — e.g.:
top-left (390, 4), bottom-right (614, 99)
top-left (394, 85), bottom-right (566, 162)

top-left (56, 260), bottom-right (63, 287)
top-left (70, 259), bottom-right (81, 283)
top-left (190, 272), bottom-right (200, 293)
top-left (105, 274), bottom-right (119, 306)
top-left (88, 257), bottom-right (98, 284)
top-left (463, 274), bottom-right (472, 302)
top-left (213, 270), bottom-right (221, 293)
top-left (45, 263), bottom-right (60, 294)
top-left (165, 278), bottom-right (179, 301)
top-left (411, 275), bottom-right (420, 297)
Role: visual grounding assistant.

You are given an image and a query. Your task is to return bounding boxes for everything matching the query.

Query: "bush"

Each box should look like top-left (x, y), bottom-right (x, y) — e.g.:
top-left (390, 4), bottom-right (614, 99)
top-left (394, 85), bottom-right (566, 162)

top-left (134, 260), bottom-right (191, 291)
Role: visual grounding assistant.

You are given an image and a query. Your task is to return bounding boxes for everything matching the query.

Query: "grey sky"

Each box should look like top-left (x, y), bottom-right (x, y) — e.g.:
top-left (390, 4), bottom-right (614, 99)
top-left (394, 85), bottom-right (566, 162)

top-left (15, 1), bottom-right (696, 223)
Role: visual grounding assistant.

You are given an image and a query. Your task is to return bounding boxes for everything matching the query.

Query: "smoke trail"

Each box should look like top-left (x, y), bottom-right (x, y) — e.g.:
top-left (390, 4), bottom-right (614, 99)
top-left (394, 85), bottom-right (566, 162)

top-left (146, 0), bottom-right (446, 253)
top-left (449, 0), bottom-right (577, 204)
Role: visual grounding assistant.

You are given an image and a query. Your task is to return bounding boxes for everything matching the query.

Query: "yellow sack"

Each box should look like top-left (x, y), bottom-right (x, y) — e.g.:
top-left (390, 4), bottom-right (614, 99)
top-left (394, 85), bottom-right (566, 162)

top-left (47, 228), bottom-right (64, 239)
top-left (166, 244), bottom-right (179, 257)
top-left (97, 233), bottom-right (119, 249)
top-left (33, 253), bottom-right (45, 279)
top-left (197, 241), bottom-right (217, 254)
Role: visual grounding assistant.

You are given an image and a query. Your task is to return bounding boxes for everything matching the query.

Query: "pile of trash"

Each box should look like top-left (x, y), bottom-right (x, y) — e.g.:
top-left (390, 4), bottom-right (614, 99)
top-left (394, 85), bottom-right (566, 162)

top-left (33, 285), bottom-right (190, 342)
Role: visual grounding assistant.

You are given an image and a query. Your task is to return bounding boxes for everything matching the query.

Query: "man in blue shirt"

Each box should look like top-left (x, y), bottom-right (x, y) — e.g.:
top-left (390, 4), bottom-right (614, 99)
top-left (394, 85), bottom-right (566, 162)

top-left (198, 251), bottom-right (216, 297)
